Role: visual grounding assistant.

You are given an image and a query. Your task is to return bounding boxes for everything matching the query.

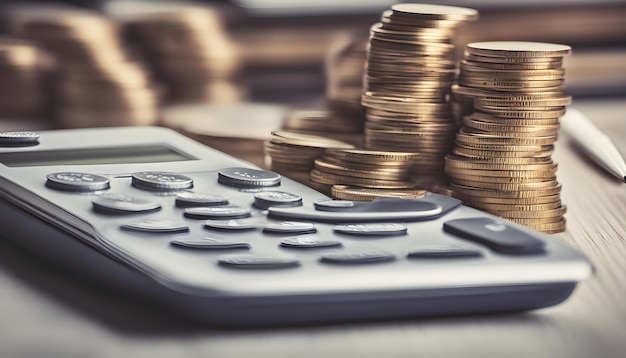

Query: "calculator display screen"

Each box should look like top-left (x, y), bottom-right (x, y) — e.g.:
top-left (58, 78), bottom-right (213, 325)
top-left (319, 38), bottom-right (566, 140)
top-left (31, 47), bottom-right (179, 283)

top-left (0, 145), bottom-right (196, 167)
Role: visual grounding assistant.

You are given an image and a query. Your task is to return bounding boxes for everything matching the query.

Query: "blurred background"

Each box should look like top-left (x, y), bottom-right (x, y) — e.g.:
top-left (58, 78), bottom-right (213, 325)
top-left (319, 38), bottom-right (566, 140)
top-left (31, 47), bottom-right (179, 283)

top-left (0, 0), bottom-right (625, 166)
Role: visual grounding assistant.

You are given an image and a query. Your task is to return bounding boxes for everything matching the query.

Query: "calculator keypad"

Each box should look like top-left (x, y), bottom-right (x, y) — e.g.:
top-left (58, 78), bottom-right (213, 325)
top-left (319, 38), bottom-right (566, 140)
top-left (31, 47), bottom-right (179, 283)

top-left (46, 168), bottom-right (549, 276)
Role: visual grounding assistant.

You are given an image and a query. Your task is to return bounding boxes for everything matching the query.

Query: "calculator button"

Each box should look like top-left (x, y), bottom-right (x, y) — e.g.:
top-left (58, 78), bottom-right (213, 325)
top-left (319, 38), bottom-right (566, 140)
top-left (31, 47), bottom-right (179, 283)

top-left (46, 172), bottom-right (110, 192)
top-left (443, 217), bottom-right (546, 255)
top-left (218, 167), bottom-right (281, 188)
top-left (253, 191), bottom-right (302, 209)
top-left (131, 171), bottom-right (193, 191)
top-left (171, 237), bottom-right (250, 250)
top-left (407, 245), bottom-right (483, 259)
top-left (204, 219), bottom-right (259, 231)
top-left (184, 206), bottom-right (251, 219)
top-left (263, 221), bottom-right (316, 234)
top-left (121, 219), bottom-right (189, 233)
top-left (333, 223), bottom-right (407, 236)
top-left (268, 197), bottom-right (442, 222)
top-left (314, 199), bottom-right (355, 211)
top-left (0, 131), bottom-right (39, 146)
top-left (175, 192), bottom-right (229, 207)
top-left (218, 255), bottom-right (299, 269)
top-left (280, 236), bottom-right (342, 249)
top-left (92, 193), bottom-right (161, 214)
top-left (319, 251), bottom-right (395, 264)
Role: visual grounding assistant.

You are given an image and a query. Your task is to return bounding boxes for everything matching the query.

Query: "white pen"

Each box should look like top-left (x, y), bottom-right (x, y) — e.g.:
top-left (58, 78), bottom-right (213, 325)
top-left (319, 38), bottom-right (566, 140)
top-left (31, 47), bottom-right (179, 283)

top-left (561, 108), bottom-right (626, 183)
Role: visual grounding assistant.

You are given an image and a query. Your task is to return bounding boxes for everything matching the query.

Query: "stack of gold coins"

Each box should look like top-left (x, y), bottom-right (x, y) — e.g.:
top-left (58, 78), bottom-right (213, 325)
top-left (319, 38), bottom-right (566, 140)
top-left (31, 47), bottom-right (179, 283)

top-left (113, 3), bottom-right (243, 104)
top-left (264, 131), bottom-right (354, 193)
top-left (325, 36), bottom-right (367, 133)
top-left (310, 148), bottom-right (424, 199)
top-left (362, 3), bottom-right (478, 187)
top-left (0, 37), bottom-right (48, 119)
top-left (447, 41), bottom-right (572, 234)
top-left (8, 7), bottom-right (159, 128)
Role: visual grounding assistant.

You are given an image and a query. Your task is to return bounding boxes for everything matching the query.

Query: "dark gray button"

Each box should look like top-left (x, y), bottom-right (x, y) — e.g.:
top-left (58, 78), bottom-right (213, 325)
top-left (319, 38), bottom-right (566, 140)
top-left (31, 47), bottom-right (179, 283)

top-left (280, 236), bottom-right (342, 249)
top-left (132, 171), bottom-right (193, 191)
top-left (263, 221), bottom-right (316, 234)
top-left (93, 193), bottom-right (161, 214)
top-left (218, 167), bottom-right (281, 188)
top-left (46, 172), bottom-right (110, 192)
top-left (407, 245), bottom-right (483, 259)
top-left (443, 218), bottom-right (546, 255)
top-left (121, 219), bottom-right (189, 233)
top-left (218, 255), bottom-right (299, 269)
top-left (175, 192), bottom-right (229, 207)
top-left (254, 191), bottom-right (302, 209)
top-left (320, 250), bottom-right (395, 264)
top-left (333, 223), bottom-right (407, 236)
top-left (0, 131), bottom-right (39, 146)
top-left (171, 237), bottom-right (250, 250)
top-left (204, 219), bottom-right (259, 231)
top-left (184, 206), bottom-right (251, 219)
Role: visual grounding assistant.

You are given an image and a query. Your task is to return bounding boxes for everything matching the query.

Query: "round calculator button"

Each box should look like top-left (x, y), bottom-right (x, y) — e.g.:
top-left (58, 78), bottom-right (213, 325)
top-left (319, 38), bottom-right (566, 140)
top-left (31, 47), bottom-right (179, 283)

top-left (46, 172), bottom-right (110, 192)
top-left (175, 192), bottom-right (229, 207)
top-left (407, 245), bottom-right (483, 259)
top-left (314, 199), bottom-right (355, 211)
top-left (218, 167), bottom-right (281, 188)
top-left (92, 193), bottom-right (161, 214)
top-left (319, 250), bottom-right (396, 264)
top-left (0, 131), bottom-right (40, 146)
top-left (254, 191), bottom-right (302, 209)
top-left (280, 236), bottom-right (342, 249)
top-left (120, 219), bottom-right (189, 233)
top-left (171, 237), bottom-right (251, 250)
top-left (132, 171), bottom-right (193, 191)
top-left (333, 223), bottom-right (408, 236)
top-left (204, 219), bottom-right (259, 230)
top-left (263, 221), bottom-right (316, 234)
top-left (217, 255), bottom-right (299, 269)
top-left (184, 206), bottom-right (251, 219)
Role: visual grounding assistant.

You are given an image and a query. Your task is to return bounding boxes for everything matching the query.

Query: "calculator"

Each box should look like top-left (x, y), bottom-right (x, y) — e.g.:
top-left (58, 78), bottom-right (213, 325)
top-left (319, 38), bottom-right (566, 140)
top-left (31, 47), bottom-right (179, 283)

top-left (0, 127), bottom-right (592, 326)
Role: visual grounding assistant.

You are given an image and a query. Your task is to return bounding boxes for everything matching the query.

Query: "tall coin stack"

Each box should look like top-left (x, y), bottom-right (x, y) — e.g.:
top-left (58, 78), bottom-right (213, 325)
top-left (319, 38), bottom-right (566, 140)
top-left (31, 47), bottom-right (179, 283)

top-left (0, 37), bottom-right (48, 119)
top-left (447, 41), bottom-right (572, 234)
top-left (9, 7), bottom-right (159, 128)
top-left (325, 36), bottom-right (367, 134)
top-left (115, 4), bottom-right (243, 104)
top-left (362, 3), bottom-right (478, 187)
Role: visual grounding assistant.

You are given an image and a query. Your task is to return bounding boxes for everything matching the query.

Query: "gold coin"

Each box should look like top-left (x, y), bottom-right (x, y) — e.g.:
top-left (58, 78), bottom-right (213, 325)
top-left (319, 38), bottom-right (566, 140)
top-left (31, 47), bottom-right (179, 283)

top-left (468, 201), bottom-right (562, 212)
top-left (270, 131), bottom-right (355, 149)
top-left (310, 169), bottom-right (414, 189)
top-left (472, 107), bottom-right (566, 119)
top-left (450, 178), bottom-right (559, 191)
top-left (450, 183), bottom-right (561, 198)
top-left (446, 167), bottom-right (558, 178)
top-left (458, 193), bottom-right (561, 205)
top-left (474, 96), bottom-right (571, 107)
top-left (452, 146), bottom-right (553, 159)
top-left (465, 41), bottom-right (572, 58)
top-left (462, 117), bottom-right (560, 134)
top-left (487, 205), bottom-right (566, 219)
top-left (331, 185), bottom-right (427, 201)
top-left (324, 148), bottom-right (419, 163)
top-left (314, 159), bottom-right (410, 181)
top-left (449, 172), bottom-right (555, 183)
top-left (389, 3), bottom-right (479, 21)
top-left (468, 111), bottom-right (561, 125)
top-left (445, 155), bottom-right (556, 170)
top-left (455, 133), bottom-right (557, 146)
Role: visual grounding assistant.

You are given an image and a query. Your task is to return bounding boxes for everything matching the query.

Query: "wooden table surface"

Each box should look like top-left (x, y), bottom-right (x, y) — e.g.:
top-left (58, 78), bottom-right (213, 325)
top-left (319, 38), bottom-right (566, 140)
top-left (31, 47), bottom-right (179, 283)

top-left (1, 98), bottom-right (625, 358)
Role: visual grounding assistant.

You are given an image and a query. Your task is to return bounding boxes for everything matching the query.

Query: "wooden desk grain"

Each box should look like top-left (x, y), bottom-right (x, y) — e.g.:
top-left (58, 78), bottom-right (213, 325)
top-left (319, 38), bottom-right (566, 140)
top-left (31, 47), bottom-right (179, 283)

top-left (0, 98), bottom-right (625, 358)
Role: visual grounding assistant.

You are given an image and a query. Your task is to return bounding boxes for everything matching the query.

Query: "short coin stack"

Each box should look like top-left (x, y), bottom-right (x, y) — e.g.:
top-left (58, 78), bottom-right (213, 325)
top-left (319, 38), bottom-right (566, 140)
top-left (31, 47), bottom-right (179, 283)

top-left (311, 148), bottom-right (420, 196)
top-left (362, 3), bottom-right (478, 186)
top-left (0, 37), bottom-right (48, 119)
top-left (114, 3), bottom-right (243, 104)
top-left (263, 131), bottom-right (354, 193)
top-left (446, 41), bottom-right (572, 233)
top-left (9, 7), bottom-right (159, 128)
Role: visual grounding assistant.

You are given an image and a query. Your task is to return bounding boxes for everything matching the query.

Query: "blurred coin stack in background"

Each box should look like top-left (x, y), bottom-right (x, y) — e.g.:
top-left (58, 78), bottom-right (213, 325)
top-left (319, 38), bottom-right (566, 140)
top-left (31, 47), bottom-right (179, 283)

top-left (324, 36), bottom-right (367, 133)
top-left (311, 148), bottom-right (427, 200)
top-left (110, 1), bottom-right (243, 104)
top-left (0, 37), bottom-right (48, 119)
top-left (361, 3), bottom-right (478, 187)
top-left (447, 41), bottom-right (572, 233)
top-left (8, 6), bottom-right (159, 128)
top-left (264, 131), bottom-right (354, 194)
